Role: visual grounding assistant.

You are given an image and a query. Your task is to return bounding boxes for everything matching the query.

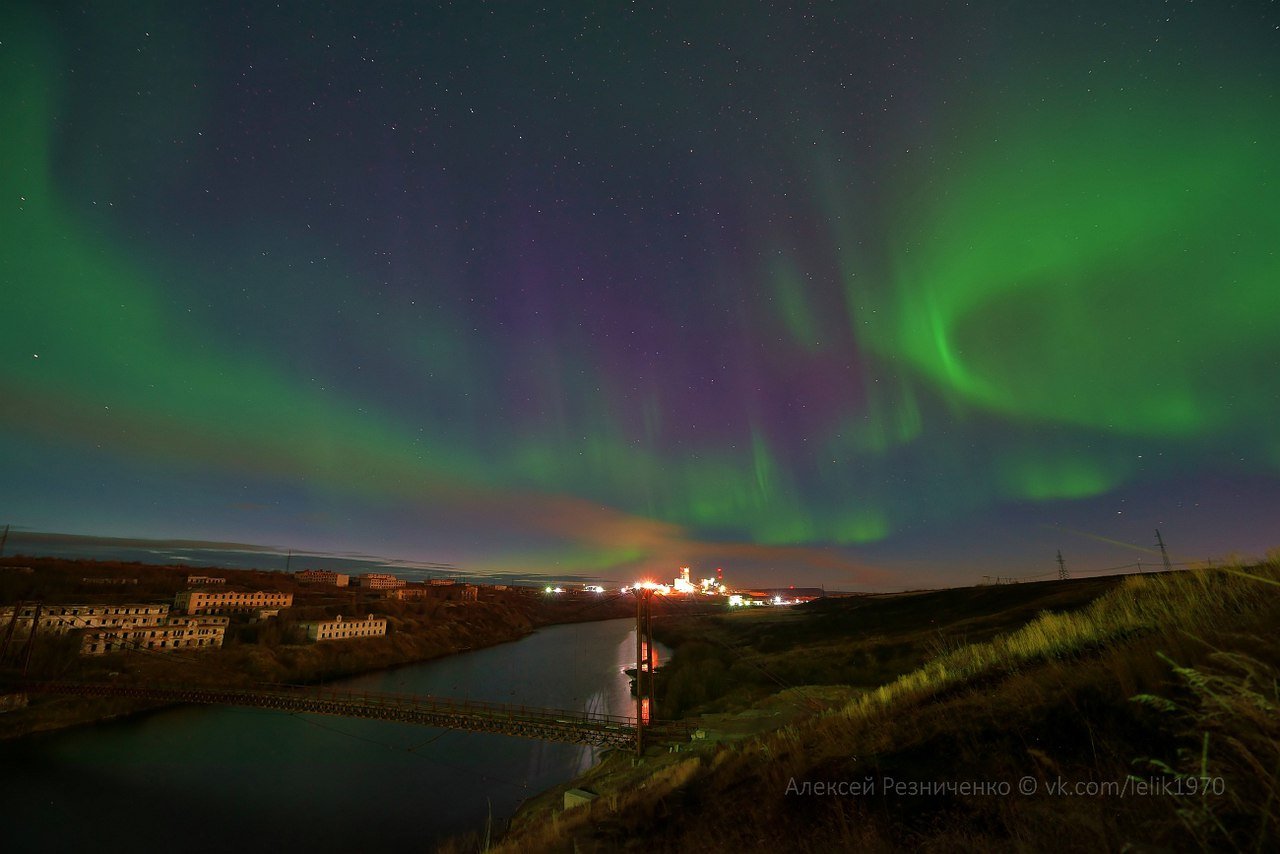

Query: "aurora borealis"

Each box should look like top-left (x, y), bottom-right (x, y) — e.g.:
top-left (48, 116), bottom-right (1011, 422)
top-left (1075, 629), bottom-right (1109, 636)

top-left (3, 2), bottom-right (1278, 587)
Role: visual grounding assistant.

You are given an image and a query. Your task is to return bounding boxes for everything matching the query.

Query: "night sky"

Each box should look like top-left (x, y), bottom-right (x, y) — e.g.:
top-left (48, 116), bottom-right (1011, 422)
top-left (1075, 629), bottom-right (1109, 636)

top-left (3, 2), bottom-right (1278, 588)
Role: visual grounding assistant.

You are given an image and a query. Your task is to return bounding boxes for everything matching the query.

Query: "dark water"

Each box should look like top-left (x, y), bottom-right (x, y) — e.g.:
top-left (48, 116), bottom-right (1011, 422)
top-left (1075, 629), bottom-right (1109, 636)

top-left (0, 618), bottom-right (663, 853)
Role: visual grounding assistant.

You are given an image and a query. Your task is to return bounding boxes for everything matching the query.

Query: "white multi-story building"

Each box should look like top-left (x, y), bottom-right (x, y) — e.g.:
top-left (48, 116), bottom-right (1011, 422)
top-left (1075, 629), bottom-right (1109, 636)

top-left (186, 575), bottom-right (226, 586)
top-left (81, 616), bottom-right (229, 655)
top-left (295, 569), bottom-right (350, 587)
top-left (298, 614), bottom-right (387, 642)
top-left (174, 590), bottom-right (293, 615)
top-left (352, 573), bottom-right (405, 590)
top-left (0, 603), bottom-right (170, 634)
top-left (383, 587), bottom-right (430, 601)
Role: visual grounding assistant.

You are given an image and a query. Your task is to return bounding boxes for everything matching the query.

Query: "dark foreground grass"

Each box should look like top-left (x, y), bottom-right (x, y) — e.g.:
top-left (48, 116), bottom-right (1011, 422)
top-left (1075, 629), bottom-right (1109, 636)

top-left (471, 564), bottom-right (1279, 853)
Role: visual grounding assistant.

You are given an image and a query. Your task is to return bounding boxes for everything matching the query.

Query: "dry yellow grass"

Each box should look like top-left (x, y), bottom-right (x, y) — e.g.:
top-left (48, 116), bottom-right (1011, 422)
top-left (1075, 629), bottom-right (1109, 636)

top-left (1132, 646), bottom-right (1280, 849)
top-left (837, 565), bottom-right (1279, 727)
top-left (479, 564), bottom-right (1280, 853)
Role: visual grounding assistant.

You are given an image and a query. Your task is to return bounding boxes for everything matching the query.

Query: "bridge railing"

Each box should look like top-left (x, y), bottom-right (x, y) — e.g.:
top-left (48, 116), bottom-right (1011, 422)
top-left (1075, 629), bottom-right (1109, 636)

top-left (249, 682), bottom-right (641, 726)
top-left (9, 678), bottom-right (695, 734)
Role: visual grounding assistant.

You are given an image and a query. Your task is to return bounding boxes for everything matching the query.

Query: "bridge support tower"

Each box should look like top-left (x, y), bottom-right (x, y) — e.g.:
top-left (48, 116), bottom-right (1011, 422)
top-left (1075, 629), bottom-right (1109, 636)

top-left (633, 586), bottom-right (656, 755)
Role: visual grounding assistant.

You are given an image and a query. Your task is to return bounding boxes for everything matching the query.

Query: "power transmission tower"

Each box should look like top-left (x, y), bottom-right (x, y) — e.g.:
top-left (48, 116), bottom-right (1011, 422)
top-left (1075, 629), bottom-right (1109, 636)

top-left (1057, 550), bottom-right (1069, 581)
top-left (1155, 529), bottom-right (1173, 573)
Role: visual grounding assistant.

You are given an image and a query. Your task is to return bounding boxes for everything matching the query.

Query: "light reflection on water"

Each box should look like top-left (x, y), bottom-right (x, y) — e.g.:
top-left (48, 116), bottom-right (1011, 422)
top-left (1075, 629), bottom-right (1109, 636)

top-left (0, 618), bottom-right (668, 853)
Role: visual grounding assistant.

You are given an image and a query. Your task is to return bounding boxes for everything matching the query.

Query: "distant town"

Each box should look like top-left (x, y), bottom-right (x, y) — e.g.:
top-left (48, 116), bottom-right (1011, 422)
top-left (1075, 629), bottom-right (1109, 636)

top-left (0, 559), bottom-right (828, 668)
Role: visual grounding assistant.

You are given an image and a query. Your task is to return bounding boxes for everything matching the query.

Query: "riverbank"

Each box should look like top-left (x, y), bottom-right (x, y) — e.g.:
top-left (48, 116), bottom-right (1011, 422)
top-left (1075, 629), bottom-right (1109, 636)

top-left (473, 563), bottom-right (1280, 852)
top-left (0, 555), bottom-right (636, 740)
top-left (0, 617), bottom-right (651, 852)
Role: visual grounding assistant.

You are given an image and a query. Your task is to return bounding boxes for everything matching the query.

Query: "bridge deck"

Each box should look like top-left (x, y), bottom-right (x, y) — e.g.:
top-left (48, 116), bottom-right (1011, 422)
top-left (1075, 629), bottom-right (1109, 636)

top-left (12, 680), bottom-right (692, 747)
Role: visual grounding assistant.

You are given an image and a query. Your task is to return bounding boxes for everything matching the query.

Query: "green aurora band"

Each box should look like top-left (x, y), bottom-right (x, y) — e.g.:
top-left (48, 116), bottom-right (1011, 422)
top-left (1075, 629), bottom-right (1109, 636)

top-left (3, 5), bottom-right (1279, 575)
top-left (870, 77), bottom-right (1280, 440)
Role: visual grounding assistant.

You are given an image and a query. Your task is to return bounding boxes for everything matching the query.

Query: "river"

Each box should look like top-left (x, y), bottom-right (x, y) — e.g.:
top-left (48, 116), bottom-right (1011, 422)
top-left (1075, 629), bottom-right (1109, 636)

top-left (0, 618), bottom-right (665, 852)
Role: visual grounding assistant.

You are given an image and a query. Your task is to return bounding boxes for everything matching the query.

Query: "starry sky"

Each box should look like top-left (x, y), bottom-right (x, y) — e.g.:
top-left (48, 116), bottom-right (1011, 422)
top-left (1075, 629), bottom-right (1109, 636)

top-left (3, 1), bottom-right (1279, 589)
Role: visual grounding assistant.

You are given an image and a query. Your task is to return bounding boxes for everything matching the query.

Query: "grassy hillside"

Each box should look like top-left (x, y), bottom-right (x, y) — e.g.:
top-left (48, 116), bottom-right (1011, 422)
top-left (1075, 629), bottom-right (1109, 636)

top-left (481, 564), bottom-right (1280, 853)
top-left (652, 575), bottom-right (1127, 719)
